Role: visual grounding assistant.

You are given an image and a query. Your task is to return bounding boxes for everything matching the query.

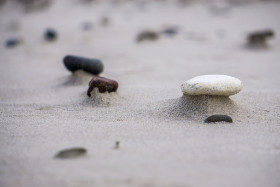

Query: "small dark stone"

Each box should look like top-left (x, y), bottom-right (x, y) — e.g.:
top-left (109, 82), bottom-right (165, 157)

top-left (87, 76), bottom-right (118, 96)
top-left (247, 29), bottom-right (275, 47)
top-left (5, 38), bottom-right (20, 48)
top-left (44, 28), bottom-right (57, 41)
top-left (137, 30), bottom-right (159, 42)
top-left (204, 114), bottom-right (233, 123)
top-left (63, 55), bottom-right (104, 75)
top-left (161, 27), bottom-right (178, 36)
top-left (55, 147), bottom-right (87, 159)
top-left (114, 141), bottom-right (120, 149)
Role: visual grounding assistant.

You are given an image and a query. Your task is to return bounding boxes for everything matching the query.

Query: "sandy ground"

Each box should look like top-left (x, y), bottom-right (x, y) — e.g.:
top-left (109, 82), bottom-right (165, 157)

top-left (0, 0), bottom-right (280, 187)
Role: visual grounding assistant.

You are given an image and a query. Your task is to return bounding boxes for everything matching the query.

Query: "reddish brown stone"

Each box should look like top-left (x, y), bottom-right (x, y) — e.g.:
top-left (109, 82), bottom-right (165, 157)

top-left (87, 76), bottom-right (118, 96)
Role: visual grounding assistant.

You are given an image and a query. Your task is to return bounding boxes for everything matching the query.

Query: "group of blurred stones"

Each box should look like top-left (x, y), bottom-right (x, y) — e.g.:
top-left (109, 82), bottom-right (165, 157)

top-left (1, 0), bottom-right (278, 11)
top-left (2, 0), bottom-right (276, 48)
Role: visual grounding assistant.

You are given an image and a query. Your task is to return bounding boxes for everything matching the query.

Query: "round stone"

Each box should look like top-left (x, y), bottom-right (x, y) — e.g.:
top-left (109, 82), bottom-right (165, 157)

top-left (181, 75), bottom-right (242, 96)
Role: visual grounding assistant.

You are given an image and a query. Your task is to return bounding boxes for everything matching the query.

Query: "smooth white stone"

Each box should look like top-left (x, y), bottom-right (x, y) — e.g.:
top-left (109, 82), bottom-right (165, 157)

top-left (181, 75), bottom-right (242, 96)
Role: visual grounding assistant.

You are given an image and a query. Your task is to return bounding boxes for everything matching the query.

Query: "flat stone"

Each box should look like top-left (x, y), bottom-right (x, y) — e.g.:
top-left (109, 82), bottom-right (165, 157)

top-left (204, 114), bottom-right (233, 123)
top-left (181, 75), bottom-right (242, 96)
top-left (55, 147), bottom-right (87, 159)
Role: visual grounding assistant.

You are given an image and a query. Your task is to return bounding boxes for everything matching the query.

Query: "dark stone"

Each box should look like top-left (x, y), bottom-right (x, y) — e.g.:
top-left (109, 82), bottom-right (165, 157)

top-left (44, 28), bottom-right (57, 41)
top-left (5, 38), bottom-right (20, 48)
top-left (82, 59), bottom-right (104, 75)
top-left (161, 27), bottom-right (178, 36)
top-left (63, 55), bottom-right (83, 72)
top-left (204, 114), bottom-right (233, 123)
top-left (247, 29), bottom-right (274, 47)
top-left (63, 55), bottom-right (104, 75)
top-left (55, 147), bottom-right (87, 159)
top-left (87, 76), bottom-right (118, 96)
top-left (137, 30), bottom-right (159, 42)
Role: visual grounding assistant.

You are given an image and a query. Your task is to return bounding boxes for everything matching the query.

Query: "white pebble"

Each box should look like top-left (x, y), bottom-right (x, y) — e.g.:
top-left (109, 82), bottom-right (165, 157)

top-left (181, 75), bottom-right (242, 96)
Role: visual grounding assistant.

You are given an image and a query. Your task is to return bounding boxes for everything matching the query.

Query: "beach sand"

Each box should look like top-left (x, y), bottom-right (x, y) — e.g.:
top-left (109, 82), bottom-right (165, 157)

top-left (0, 0), bottom-right (280, 186)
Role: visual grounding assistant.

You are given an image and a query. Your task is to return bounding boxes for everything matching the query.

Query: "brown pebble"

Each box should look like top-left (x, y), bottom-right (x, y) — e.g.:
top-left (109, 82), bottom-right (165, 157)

top-left (87, 76), bottom-right (118, 96)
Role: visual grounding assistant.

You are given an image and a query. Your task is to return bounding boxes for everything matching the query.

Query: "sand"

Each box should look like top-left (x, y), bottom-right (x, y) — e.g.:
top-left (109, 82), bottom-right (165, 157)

top-left (0, 0), bottom-right (280, 187)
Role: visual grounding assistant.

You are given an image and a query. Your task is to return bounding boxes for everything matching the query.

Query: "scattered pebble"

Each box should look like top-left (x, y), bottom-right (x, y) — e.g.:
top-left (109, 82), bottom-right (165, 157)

top-left (247, 29), bottom-right (274, 47)
top-left (5, 38), bottom-right (21, 48)
top-left (55, 147), bottom-right (87, 159)
top-left (181, 75), bottom-right (242, 96)
top-left (204, 114), bottom-right (233, 123)
top-left (87, 76), bottom-right (118, 96)
top-left (63, 55), bottom-right (104, 75)
top-left (137, 30), bottom-right (159, 42)
top-left (114, 141), bottom-right (120, 149)
top-left (161, 27), bottom-right (178, 37)
top-left (44, 28), bottom-right (58, 41)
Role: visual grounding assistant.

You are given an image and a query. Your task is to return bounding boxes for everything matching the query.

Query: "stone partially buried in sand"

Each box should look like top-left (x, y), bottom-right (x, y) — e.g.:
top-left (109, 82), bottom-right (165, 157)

top-left (55, 147), bottom-right (87, 159)
top-left (87, 76), bottom-right (118, 97)
top-left (181, 75), bottom-right (242, 96)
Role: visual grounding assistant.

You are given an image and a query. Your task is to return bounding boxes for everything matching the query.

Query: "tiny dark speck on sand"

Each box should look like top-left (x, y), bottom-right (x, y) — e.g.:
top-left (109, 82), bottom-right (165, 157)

top-left (55, 147), bottom-right (87, 159)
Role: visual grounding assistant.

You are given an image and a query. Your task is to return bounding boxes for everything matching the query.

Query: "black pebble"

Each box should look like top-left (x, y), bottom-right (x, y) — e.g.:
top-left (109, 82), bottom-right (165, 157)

top-left (55, 147), bottom-right (87, 159)
top-left (204, 114), bottom-right (233, 123)
top-left (44, 28), bottom-right (57, 41)
top-left (63, 55), bottom-right (104, 75)
top-left (247, 29), bottom-right (274, 47)
top-left (5, 38), bottom-right (20, 48)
